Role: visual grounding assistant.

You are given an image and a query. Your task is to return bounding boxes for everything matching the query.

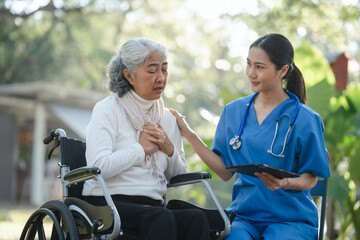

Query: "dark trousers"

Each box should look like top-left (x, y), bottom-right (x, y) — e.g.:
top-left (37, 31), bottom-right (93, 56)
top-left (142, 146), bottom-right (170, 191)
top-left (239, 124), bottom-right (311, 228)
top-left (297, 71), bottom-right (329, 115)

top-left (84, 194), bottom-right (210, 240)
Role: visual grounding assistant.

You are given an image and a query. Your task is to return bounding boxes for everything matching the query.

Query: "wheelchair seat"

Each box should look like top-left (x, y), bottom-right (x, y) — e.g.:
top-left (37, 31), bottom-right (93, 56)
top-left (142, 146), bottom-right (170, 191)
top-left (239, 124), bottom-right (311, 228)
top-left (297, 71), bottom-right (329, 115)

top-left (64, 197), bottom-right (113, 237)
top-left (20, 128), bottom-right (230, 240)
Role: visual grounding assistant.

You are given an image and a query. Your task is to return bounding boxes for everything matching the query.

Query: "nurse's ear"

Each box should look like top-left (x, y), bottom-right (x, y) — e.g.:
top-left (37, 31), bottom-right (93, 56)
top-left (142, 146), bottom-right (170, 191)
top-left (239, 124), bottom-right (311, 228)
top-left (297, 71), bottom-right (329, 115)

top-left (279, 64), bottom-right (289, 79)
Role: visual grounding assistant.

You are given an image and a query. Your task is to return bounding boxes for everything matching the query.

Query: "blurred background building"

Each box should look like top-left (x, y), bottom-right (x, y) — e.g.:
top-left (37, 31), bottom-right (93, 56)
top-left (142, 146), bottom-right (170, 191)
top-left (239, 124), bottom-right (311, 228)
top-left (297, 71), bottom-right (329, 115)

top-left (0, 82), bottom-right (107, 206)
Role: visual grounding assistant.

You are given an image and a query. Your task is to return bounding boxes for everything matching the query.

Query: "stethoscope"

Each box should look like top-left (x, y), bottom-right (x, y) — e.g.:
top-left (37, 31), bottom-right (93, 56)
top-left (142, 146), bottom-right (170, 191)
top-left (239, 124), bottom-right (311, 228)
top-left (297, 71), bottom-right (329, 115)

top-left (229, 89), bottom-right (300, 158)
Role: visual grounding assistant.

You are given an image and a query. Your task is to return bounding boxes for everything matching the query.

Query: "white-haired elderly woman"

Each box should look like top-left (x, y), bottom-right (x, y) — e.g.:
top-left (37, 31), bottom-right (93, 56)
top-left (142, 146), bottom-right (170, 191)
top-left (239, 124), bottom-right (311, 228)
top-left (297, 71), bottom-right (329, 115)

top-left (82, 38), bottom-right (210, 240)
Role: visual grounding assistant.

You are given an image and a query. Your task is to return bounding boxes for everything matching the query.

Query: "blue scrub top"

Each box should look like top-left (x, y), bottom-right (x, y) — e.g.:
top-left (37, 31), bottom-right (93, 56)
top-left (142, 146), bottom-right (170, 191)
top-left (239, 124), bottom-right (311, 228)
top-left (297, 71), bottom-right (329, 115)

top-left (211, 94), bottom-right (331, 227)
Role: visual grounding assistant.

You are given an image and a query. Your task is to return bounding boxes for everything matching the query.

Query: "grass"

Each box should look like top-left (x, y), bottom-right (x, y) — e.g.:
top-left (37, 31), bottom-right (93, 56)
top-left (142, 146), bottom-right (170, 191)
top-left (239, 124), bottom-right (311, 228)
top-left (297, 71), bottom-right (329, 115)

top-left (0, 203), bottom-right (37, 240)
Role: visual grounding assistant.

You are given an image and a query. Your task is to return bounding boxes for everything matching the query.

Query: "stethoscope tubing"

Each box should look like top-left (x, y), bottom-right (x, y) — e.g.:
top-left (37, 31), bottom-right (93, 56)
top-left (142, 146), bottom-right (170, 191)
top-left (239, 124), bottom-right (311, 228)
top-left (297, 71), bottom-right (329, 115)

top-left (230, 89), bottom-right (301, 157)
top-left (235, 92), bottom-right (259, 138)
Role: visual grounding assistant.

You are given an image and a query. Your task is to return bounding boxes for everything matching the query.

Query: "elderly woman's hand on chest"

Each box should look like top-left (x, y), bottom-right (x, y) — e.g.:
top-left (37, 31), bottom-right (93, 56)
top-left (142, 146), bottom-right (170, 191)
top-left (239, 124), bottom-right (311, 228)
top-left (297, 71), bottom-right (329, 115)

top-left (142, 123), bottom-right (174, 157)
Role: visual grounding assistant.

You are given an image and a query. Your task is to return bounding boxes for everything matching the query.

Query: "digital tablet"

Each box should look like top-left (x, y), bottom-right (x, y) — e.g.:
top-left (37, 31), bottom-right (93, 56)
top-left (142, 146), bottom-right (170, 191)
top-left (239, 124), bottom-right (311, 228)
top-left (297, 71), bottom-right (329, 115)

top-left (226, 164), bottom-right (300, 179)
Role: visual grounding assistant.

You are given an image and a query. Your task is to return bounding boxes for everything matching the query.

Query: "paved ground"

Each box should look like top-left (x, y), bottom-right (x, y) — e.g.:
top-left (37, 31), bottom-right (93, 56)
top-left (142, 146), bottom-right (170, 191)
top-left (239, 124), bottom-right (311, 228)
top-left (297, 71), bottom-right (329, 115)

top-left (0, 203), bottom-right (37, 240)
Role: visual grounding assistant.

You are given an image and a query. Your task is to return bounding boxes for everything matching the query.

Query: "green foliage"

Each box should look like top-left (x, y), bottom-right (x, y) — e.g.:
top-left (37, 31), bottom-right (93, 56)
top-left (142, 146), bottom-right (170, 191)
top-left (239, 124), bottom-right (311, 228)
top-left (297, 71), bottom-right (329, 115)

top-left (295, 41), bottom-right (336, 118)
top-left (230, 0), bottom-right (360, 59)
top-left (290, 31), bottom-right (360, 240)
top-left (349, 147), bottom-right (360, 181)
top-left (324, 87), bottom-right (360, 239)
top-left (0, 0), bottom-right (252, 133)
top-left (220, 87), bottom-right (249, 106)
top-left (327, 172), bottom-right (349, 202)
top-left (306, 79), bottom-right (334, 119)
top-left (295, 41), bottom-right (335, 88)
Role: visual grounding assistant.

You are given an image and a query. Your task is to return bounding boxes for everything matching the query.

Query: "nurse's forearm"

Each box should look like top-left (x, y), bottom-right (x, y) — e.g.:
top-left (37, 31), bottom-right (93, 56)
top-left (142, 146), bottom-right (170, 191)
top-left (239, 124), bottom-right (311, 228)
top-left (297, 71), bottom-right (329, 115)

top-left (184, 131), bottom-right (233, 181)
top-left (286, 173), bottom-right (317, 191)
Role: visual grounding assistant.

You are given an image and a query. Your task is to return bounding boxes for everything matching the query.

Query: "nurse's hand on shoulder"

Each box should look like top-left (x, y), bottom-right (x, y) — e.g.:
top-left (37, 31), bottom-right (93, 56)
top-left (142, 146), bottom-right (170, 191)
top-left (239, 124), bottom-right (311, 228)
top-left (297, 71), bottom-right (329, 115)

top-left (254, 172), bottom-right (290, 191)
top-left (169, 108), bottom-right (193, 139)
top-left (143, 123), bottom-right (174, 157)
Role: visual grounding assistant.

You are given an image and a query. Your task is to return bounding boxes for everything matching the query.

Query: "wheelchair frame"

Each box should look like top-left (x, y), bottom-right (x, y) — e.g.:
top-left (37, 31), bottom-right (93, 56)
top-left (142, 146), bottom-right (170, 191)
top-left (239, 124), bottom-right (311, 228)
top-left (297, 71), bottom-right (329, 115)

top-left (20, 128), bottom-right (230, 240)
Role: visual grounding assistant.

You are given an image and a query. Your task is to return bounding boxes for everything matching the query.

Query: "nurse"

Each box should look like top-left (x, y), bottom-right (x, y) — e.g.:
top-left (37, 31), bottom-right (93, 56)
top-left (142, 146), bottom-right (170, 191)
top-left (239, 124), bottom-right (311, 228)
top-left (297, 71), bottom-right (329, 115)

top-left (170, 33), bottom-right (330, 240)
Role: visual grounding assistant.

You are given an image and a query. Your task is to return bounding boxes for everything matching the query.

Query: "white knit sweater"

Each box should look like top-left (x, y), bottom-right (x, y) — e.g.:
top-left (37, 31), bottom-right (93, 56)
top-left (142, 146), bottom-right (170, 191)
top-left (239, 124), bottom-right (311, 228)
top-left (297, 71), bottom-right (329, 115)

top-left (82, 93), bottom-right (186, 201)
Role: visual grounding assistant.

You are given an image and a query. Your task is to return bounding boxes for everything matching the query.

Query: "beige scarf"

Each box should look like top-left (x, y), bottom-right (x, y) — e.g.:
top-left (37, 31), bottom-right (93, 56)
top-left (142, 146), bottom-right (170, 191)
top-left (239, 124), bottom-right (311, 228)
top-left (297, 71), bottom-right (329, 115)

top-left (119, 90), bottom-right (166, 182)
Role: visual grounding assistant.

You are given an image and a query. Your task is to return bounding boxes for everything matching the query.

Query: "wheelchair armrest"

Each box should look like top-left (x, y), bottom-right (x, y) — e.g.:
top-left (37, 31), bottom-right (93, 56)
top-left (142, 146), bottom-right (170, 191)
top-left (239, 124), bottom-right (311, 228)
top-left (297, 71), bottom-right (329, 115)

top-left (167, 171), bottom-right (230, 238)
top-left (63, 167), bottom-right (122, 240)
top-left (169, 172), bottom-right (211, 185)
top-left (64, 166), bottom-right (101, 185)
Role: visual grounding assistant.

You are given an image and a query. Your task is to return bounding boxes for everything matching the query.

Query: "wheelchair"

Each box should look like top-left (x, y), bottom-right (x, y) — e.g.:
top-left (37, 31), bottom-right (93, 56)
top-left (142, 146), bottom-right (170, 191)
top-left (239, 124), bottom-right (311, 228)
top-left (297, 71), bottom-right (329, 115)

top-left (20, 128), bottom-right (230, 240)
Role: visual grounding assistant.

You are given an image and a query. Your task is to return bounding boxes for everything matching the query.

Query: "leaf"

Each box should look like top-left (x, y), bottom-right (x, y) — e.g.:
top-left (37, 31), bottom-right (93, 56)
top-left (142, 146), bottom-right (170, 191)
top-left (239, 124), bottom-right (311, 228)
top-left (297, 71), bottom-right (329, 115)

top-left (294, 41), bottom-right (337, 118)
top-left (306, 78), bottom-right (334, 119)
top-left (294, 41), bottom-right (335, 88)
top-left (327, 171), bottom-right (350, 202)
top-left (348, 148), bottom-right (360, 180)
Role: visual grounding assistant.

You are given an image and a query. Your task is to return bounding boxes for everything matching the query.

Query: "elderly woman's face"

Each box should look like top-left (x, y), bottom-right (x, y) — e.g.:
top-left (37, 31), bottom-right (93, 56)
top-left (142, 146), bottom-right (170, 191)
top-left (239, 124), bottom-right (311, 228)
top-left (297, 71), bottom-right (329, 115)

top-left (124, 51), bottom-right (168, 100)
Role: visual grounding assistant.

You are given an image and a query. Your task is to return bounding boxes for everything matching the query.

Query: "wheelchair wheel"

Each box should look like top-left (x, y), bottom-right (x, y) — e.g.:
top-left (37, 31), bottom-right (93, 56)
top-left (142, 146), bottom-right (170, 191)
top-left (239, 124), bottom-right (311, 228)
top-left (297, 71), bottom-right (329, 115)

top-left (20, 200), bottom-right (79, 240)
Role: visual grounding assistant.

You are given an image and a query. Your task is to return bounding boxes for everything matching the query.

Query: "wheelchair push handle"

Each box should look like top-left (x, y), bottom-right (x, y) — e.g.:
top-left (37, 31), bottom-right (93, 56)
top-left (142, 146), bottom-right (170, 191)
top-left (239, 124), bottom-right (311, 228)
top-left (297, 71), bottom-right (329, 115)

top-left (43, 128), bottom-right (67, 144)
top-left (43, 130), bottom-right (56, 144)
top-left (43, 128), bottom-right (67, 159)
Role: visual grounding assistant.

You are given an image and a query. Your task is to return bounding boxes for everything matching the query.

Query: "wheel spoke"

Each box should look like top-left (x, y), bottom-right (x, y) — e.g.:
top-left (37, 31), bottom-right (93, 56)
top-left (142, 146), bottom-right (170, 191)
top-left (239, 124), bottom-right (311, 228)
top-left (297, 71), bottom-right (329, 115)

top-left (37, 219), bottom-right (47, 240)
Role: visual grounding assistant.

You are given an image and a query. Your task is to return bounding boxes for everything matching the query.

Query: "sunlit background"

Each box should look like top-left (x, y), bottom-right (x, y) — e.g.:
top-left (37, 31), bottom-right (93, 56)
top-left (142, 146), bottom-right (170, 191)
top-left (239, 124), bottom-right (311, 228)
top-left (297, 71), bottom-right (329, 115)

top-left (1, 0), bottom-right (360, 239)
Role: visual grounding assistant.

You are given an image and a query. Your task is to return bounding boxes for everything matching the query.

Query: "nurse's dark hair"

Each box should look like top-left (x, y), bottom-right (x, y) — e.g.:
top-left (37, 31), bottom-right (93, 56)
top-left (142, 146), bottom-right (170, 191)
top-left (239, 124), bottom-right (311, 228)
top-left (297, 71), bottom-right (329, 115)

top-left (106, 38), bottom-right (167, 97)
top-left (250, 33), bottom-right (307, 104)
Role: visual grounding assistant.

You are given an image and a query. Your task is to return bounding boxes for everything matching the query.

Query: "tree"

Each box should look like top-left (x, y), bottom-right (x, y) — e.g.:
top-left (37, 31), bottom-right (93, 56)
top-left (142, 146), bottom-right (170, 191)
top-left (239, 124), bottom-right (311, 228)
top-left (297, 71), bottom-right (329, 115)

top-left (227, 0), bottom-right (360, 84)
top-left (0, 0), bottom-right (248, 131)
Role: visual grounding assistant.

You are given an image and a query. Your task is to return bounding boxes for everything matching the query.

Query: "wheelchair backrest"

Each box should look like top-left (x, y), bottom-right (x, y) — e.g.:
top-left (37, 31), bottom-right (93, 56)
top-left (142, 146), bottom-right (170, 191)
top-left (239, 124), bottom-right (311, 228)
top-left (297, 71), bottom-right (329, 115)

top-left (60, 137), bottom-right (87, 198)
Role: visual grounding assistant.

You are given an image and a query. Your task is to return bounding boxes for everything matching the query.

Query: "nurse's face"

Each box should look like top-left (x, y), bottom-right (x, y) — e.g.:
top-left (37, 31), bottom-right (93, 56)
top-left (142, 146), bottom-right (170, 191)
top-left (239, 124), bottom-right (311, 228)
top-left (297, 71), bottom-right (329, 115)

top-left (246, 47), bottom-right (288, 94)
top-left (124, 50), bottom-right (168, 100)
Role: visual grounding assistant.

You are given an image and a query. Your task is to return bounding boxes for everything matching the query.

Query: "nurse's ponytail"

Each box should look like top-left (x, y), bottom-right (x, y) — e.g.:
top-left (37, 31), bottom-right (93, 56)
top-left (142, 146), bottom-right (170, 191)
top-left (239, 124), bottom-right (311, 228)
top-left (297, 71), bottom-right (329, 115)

top-left (285, 64), bottom-right (307, 104)
top-left (250, 33), bottom-right (307, 104)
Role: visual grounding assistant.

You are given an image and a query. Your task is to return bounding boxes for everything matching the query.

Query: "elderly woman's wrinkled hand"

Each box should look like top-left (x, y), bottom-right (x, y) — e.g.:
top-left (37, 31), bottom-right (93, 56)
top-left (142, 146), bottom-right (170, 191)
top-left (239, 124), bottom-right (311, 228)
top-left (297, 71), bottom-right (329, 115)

top-left (139, 131), bottom-right (159, 155)
top-left (143, 123), bottom-right (174, 157)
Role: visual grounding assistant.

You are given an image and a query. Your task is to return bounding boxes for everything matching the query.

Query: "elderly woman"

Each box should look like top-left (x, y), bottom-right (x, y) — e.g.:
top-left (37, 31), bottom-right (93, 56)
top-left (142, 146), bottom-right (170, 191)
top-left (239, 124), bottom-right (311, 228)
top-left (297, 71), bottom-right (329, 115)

top-left (82, 38), bottom-right (210, 240)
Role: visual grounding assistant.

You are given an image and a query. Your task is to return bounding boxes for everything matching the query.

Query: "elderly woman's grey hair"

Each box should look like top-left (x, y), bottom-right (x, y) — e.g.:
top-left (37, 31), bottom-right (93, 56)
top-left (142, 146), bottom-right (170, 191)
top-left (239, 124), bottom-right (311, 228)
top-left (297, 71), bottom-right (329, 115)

top-left (107, 38), bottom-right (167, 97)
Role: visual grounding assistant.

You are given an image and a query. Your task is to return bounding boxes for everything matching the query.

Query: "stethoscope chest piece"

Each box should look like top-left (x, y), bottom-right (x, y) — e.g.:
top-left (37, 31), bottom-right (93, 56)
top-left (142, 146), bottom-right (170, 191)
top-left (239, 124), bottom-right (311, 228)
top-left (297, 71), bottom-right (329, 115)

top-left (229, 135), bottom-right (241, 150)
top-left (228, 89), bottom-right (300, 156)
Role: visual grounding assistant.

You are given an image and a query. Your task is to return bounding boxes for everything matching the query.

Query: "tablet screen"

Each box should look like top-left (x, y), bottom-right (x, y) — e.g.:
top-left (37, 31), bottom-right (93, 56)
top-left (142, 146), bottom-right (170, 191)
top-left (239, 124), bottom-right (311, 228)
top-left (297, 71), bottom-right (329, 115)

top-left (226, 164), bottom-right (300, 179)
